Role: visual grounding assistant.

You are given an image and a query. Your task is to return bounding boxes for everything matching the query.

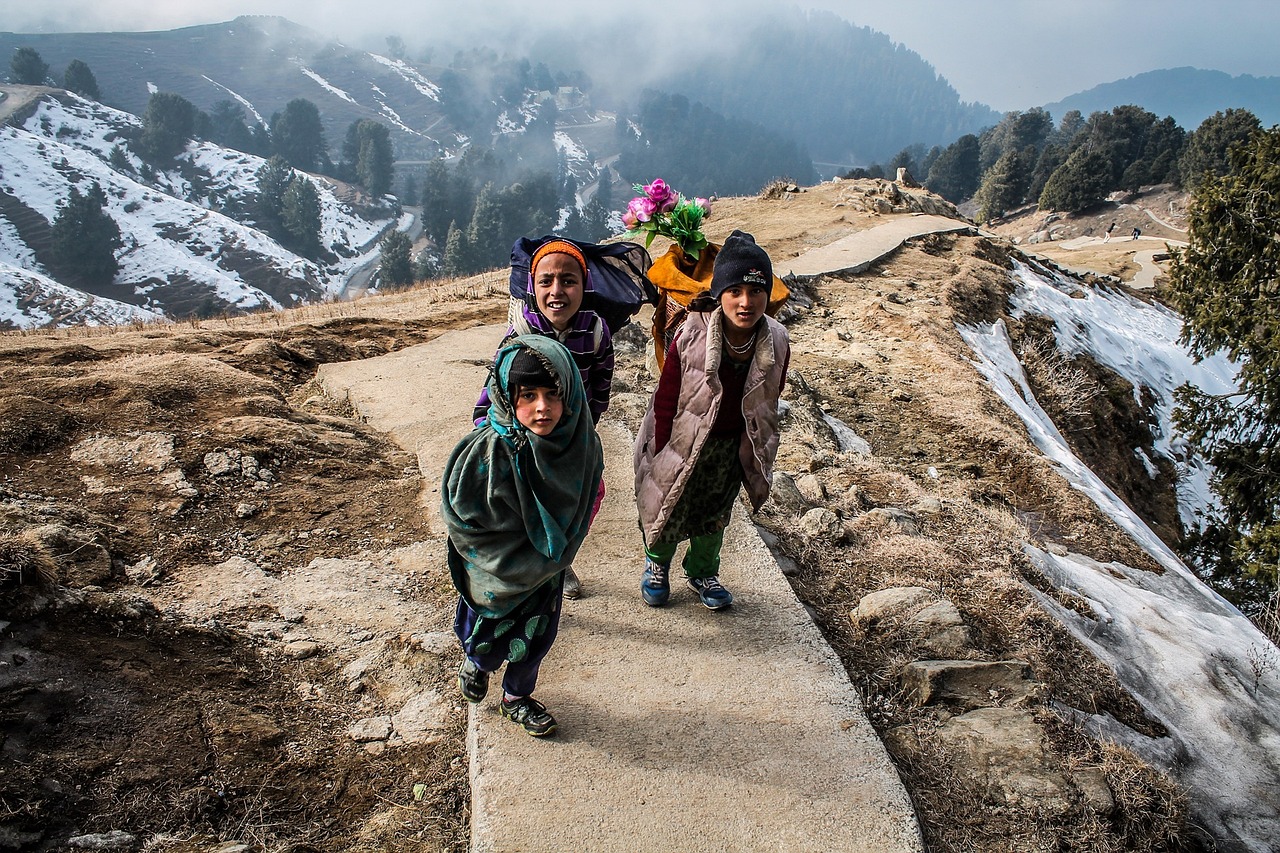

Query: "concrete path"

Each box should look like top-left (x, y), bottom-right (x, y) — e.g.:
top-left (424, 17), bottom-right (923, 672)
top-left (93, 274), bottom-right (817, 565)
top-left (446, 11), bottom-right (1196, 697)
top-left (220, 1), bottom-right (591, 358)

top-left (317, 321), bottom-right (924, 852)
top-left (785, 214), bottom-right (974, 279)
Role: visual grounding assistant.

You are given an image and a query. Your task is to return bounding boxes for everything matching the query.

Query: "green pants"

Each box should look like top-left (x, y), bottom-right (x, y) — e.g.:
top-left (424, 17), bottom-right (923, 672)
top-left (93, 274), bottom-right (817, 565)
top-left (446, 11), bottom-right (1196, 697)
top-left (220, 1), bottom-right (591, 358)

top-left (645, 528), bottom-right (725, 579)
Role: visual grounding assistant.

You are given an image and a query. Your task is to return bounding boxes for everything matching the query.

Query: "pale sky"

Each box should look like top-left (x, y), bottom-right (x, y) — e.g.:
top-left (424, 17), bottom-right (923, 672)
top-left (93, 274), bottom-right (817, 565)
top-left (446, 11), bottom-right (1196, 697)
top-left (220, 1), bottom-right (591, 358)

top-left (5, 0), bottom-right (1278, 112)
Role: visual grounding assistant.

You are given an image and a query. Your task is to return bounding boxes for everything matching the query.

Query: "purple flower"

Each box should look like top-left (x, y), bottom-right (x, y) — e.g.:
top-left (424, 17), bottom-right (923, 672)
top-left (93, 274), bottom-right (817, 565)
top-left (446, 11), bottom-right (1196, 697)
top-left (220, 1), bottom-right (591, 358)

top-left (628, 195), bottom-right (657, 223)
top-left (695, 197), bottom-right (712, 215)
top-left (644, 179), bottom-right (677, 210)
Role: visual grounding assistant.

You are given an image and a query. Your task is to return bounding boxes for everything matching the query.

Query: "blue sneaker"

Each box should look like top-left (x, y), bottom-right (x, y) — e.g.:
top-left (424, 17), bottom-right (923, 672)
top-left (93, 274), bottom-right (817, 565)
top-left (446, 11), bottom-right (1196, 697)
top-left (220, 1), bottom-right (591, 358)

top-left (640, 558), bottom-right (670, 607)
top-left (688, 575), bottom-right (733, 610)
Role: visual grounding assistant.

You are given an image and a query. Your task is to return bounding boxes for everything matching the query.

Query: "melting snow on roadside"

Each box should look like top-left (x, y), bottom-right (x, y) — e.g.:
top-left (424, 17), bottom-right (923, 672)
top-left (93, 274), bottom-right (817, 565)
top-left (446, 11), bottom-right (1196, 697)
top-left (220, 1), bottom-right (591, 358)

top-left (957, 262), bottom-right (1279, 853)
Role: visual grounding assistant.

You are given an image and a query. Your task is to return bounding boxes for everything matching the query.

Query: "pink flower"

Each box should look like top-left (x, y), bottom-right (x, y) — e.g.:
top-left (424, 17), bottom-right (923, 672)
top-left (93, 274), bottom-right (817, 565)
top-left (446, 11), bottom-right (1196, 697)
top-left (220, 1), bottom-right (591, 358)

top-left (627, 195), bottom-right (657, 223)
top-left (695, 197), bottom-right (712, 215)
top-left (644, 178), bottom-right (677, 210)
top-left (621, 208), bottom-right (639, 230)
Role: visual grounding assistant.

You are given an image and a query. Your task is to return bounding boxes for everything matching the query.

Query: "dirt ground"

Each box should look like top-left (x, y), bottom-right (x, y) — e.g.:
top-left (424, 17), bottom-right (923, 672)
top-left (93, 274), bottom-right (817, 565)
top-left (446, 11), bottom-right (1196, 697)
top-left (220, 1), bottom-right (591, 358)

top-left (1, 180), bottom-right (1209, 852)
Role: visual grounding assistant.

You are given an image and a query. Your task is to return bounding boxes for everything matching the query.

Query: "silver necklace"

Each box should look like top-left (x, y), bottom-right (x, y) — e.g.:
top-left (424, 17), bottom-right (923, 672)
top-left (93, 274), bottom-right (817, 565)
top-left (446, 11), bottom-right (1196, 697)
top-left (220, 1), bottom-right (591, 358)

top-left (725, 333), bottom-right (755, 355)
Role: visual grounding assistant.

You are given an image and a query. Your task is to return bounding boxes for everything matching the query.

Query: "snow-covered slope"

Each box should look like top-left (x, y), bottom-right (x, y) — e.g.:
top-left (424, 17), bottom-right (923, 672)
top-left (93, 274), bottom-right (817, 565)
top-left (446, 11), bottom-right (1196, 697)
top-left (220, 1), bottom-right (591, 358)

top-left (0, 91), bottom-right (393, 329)
top-left (959, 264), bottom-right (1279, 853)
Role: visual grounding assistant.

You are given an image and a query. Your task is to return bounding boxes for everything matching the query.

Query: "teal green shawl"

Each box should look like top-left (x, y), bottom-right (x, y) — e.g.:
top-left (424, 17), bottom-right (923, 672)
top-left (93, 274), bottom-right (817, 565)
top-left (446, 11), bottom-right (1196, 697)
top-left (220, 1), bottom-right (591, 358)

top-left (442, 334), bottom-right (604, 619)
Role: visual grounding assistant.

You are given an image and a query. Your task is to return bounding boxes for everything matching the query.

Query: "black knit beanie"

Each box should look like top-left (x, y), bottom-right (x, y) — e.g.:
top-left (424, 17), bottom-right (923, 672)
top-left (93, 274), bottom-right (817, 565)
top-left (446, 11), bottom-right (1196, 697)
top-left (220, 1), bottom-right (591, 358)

top-left (507, 348), bottom-right (557, 399)
top-left (710, 230), bottom-right (772, 299)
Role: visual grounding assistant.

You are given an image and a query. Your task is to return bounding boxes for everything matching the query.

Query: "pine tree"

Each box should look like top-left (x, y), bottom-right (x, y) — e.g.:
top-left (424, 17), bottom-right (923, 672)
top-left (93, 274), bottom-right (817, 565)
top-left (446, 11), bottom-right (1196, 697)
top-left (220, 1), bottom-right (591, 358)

top-left (402, 175), bottom-right (418, 207)
top-left (139, 92), bottom-right (197, 162)
top-left (51, 182), bottom-right (122, 287)
top-left (925, 134), bottom-right (980, 203)
top-left (254, 156), bottom-right (295, 242)
top-left (62, 59), bottom-right (100, 100)
top-left (1167, 126), bottom-right (1280, 604)
top-left (271, 99), bottom-right (327, 173)
top-left (281, 175), bottom-right (322, 258)
top-left (467, 183), bottom-right (505, 269)
top-left (378, 229), bottom-right (413, 287)
top-left (9, 47), bottom-right (48, 85)
top-left (1178, 109), bottom-right (1261, 191)
top-left (442, 221), bottom-right (470, 278)
top-left (1037, 148), bottom-right (1111, 213)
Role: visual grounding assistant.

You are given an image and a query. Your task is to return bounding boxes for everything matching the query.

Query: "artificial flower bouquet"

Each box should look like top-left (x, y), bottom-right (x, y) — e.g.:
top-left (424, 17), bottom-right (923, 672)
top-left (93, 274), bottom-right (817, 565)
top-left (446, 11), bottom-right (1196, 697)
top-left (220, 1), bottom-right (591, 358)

top-left (622, 179), bottom-right (712, 261)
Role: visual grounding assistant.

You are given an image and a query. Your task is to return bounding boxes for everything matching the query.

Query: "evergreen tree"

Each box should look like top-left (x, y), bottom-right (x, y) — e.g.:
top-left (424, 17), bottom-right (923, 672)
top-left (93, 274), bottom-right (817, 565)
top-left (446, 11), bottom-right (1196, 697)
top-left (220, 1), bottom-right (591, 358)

top-left (355, 121), bottom-right (394, 198)
top-left (378, 229), bottom-right (414, 287)
top-left (467, 182), bottom-right (506, 269)
top-left (1178, 108), bottom-right (1261, 191)
top-left (281, 175), bottom-right (322, 258)
top-left (974, 147), bottom-right (1033, 221)
top-left (62, 59), bottom-right (100, 100)
top-left (1038, 148), bottom-right (1111, 213)
top-left (108, 144), bottom-right (132, 174)
top-left (419, 159), bottom-right (454, 245)
top-left (207, 100), bottom-right (266, 156)
top-left (139, 92), bottom-right (197, 162)
top-left (271, 98), bottom-right (328, 173)
top-left (402, 175), bottom-right (418, 207)
top-left (9, 47), bottom-right (48, 85)
top-left (50, 182), bottom-right (121, 287)
top-left (1167, 126), bottom-right (1280, 604)
top-left (254, 156), bottom-right (295, 241)
top-left (925, 134), bottom-right (980, 203)
top-left (442, 221), bottom-right (470, 277)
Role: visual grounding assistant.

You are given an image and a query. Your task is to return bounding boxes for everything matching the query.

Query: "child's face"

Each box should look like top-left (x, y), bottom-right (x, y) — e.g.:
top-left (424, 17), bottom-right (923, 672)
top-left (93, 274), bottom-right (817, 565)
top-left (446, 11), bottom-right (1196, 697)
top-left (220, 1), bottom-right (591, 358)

top-left (533, 253), bottom-right (584, 332)
top-left (719, 283), bottom-right (769, 334)
top-left (514, 385), bottom-right (564, 436)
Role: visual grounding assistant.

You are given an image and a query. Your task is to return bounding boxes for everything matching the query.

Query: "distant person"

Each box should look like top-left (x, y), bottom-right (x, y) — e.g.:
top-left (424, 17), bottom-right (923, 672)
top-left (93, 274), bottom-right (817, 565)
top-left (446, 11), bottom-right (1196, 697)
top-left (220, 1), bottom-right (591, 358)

top-left (471, 239), bottom-right (613, 600)
top-left (1132, 227), bottom-right (1142, 240)
top-left (445, 335), bottom-right (604, 737)
top-left (1104, 221), bottom-right (1116, 242)
top-left (633, 231), bottom-right (790, 610)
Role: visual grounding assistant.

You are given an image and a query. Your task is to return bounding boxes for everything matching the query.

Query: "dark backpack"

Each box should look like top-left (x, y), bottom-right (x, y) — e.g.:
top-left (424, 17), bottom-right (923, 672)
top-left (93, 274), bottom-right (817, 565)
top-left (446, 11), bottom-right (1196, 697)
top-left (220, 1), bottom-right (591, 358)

top-left (509, 236), bottom-right (658, 335)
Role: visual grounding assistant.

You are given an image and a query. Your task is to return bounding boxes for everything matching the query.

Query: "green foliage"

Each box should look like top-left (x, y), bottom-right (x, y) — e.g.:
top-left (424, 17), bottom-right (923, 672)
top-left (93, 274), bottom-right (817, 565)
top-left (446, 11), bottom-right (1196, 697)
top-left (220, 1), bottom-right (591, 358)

top-left (51, 182), bottom-right (121, 287)
top-left (9, 47), bottom-right (48, 85)
top-left (271, 98), bottom-right (328, 173)
top-left (1177, 108), bottom-right (1261, 191)
top-left (378, 229), bottom-right (414, 288)
top-left (253, 156), bottom-right (295, 243)
top-left (925, 134), bottom-right (980, 203)
top-left (401, 175), bottom-right (418, 207)
top-left (280, 175), bottom-right (322, 259)
top-left (206, 100), bottom-right (269, 157)
top-left (139, 92), bottom-right (197, 162)
top-left (979, 108), bottom-right (1054, 173)
top-left (975, 147), bottom-right (1034, 221)
top-left (1167, 126), bottom-right (1280, 601)
top-left (108, 144), bottom-right (132, 173)
top-left (340, 120), bottom-right (394, 197)
top-left (1037, 148), bottom-right (1111, 212)
top-left (62, 59), bottom-right (100, 100)
top-left (441, 221), bottom-right (471, 278)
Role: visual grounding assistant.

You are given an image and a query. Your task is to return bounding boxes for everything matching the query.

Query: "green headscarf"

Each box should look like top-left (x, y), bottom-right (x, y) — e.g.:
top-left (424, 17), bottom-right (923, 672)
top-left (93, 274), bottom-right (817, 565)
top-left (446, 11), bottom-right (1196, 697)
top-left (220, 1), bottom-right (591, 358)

top-left (442, 334), bottom-right (604, 619)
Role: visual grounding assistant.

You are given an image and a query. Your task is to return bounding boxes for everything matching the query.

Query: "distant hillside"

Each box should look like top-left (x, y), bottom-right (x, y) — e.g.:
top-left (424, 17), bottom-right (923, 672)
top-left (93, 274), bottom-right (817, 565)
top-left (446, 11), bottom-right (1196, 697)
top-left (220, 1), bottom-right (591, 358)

top-left (0, 88), bottom-right (392, 328)
top-left (1042, 67), bottom-right (1280, 130)
top-left (652, 9), bottom-right (1001, 169)
top-left (0, 17), bottom-right (451, 161)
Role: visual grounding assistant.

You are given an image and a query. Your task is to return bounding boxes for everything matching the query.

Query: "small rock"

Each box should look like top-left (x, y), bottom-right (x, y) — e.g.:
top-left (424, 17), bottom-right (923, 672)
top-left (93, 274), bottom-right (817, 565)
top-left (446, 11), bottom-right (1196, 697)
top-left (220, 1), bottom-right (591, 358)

top-left (391, 690), bottom-right (450, 744)
top-left (912, 497), bottom-right (943, 515)
top-left (284, 641), bottom-right (321, 660)
top-left (347, 716), bottom-right (393, 743)
top-left (203, 450), bottom-right (240, 477)
top-left (763, 472), bottom-right (808, 515)
top-left (124, 556), bottom-right (162, 586)
top-left (278, 605), bottom-right (304, 623)
top-left (852, 586), bottom-right (934, 627)
top-left (1045, 542), bottom-right (1069, 557)
top-left (863, 507), bottom-right (922, 537)
top-left (234, 502), bottom-right (258, 519)
top-left (413, 631), bottom-right (456, 656)
top-left (240, 456), bottom-right (260, 478)
top-left (66, 830), bottom-right (137, 850)
top-left (1074, 767), bottom-right (1116, 814)
top-left (245, 621), bottom-right (283, 639)
top-left (795, 473), bottom-right (827, 504)
top-left (799, 508), bottom-right (842, 542)
top-left (901, 659), bottom-right (1035, 707)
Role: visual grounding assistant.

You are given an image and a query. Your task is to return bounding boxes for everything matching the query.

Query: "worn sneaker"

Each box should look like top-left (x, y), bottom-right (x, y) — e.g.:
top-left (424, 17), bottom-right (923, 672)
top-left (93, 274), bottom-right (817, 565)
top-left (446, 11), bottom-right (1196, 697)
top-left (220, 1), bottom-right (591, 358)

top-left (457, 658), bottom-right (489, 703)
top-left (688, 575), bottom-right (734, 610)
top-left (562, 566), bottom-right (582, 600)
top-left (500, 695), bottom-right (557, 737)
top-left (640, 558), bottom-right (671, 607)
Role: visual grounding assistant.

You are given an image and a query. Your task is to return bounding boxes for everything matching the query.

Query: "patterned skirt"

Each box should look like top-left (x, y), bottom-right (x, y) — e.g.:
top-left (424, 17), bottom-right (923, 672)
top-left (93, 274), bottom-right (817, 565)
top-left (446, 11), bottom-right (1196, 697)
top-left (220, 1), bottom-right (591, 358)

top-left (652, 434), bottom-right (743, 546)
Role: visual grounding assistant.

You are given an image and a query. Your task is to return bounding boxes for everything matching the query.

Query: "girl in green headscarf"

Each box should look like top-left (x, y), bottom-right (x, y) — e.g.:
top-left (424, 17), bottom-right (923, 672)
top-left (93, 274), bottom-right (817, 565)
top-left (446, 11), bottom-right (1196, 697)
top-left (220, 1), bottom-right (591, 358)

top-left (443, 334), bottom-right (604, 737)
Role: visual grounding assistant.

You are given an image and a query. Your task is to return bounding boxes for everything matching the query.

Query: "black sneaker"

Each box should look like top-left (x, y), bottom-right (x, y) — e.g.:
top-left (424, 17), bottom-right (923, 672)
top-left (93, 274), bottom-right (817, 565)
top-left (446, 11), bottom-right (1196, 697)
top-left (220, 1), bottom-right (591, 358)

top-left (500, 695), bottom-right (557, 737)
top-left (688, 575), bottom-right (733, 610)
top-left (457, 658), bottom-right (489, 703)
top-left (640, 558), bottom-right (671, 607)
